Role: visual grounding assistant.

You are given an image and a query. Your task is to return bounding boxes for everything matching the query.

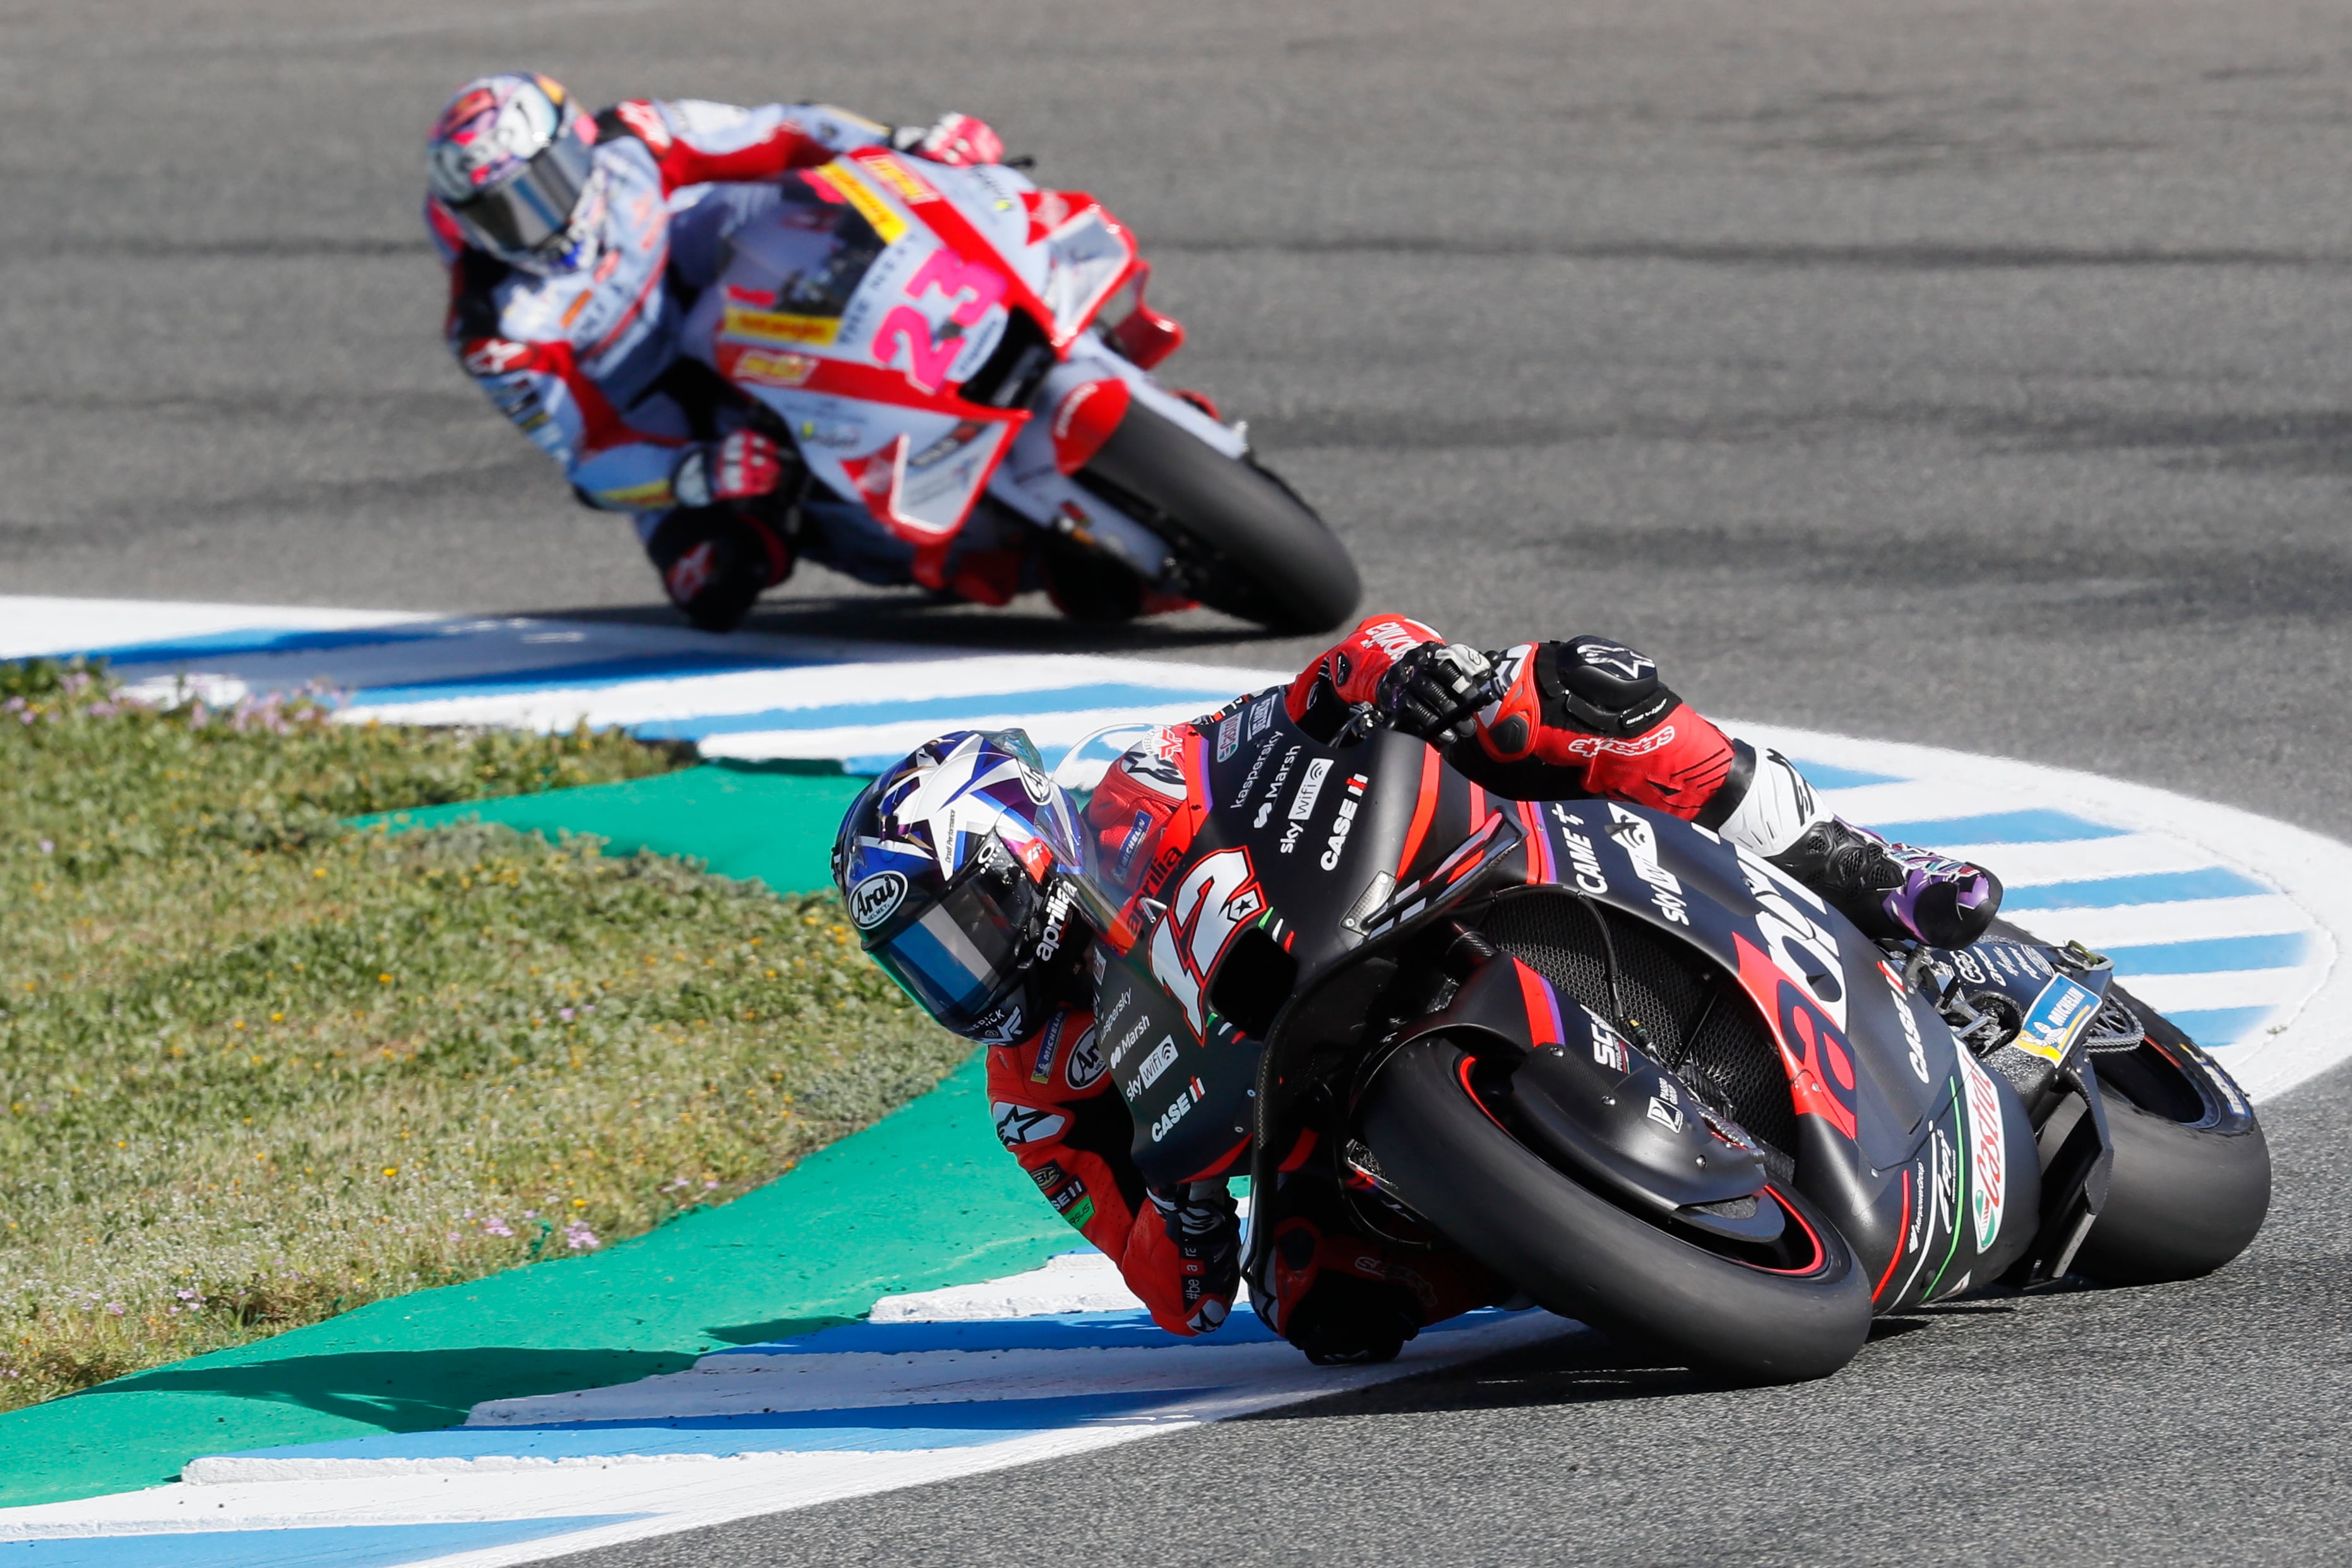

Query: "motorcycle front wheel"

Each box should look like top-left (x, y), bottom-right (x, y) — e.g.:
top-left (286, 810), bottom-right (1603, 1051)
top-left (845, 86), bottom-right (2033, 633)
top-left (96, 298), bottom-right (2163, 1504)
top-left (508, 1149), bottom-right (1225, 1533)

top-left (1358, 1036), bottom-right (1873, 1385)
top-left (2066, 984), bottom-right (2271, 1285)
top-left (1077, 401), bottom-right (1360, 634)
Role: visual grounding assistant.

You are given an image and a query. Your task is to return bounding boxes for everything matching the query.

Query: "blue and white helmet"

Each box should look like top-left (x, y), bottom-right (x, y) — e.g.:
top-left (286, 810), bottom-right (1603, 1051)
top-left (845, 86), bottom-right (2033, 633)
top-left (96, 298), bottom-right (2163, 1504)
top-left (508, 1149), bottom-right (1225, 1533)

top-left (833, 730), bottom-right (1087, 1043)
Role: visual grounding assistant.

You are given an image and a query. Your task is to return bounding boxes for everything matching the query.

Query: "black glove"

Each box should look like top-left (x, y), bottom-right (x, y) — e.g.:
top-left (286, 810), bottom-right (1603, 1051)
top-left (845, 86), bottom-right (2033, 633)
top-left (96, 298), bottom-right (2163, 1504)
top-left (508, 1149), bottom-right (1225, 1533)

top-left (1373, 643), bottom-right (1501, 747)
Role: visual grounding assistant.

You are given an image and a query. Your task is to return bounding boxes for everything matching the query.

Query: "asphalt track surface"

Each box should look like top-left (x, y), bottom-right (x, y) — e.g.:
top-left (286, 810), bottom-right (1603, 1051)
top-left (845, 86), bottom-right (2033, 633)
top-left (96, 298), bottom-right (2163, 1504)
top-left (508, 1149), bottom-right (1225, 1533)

top-left (6, 1), bottom-right (2352, 1561)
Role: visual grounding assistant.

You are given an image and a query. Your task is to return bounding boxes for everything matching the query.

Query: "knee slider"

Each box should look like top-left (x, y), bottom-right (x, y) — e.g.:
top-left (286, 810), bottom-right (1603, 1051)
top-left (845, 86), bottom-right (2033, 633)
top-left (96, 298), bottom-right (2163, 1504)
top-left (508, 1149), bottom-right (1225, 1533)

top-left (647, 506), bottom-right (790, 633)
top-left (1538, 636), bottom-right (1678, 737)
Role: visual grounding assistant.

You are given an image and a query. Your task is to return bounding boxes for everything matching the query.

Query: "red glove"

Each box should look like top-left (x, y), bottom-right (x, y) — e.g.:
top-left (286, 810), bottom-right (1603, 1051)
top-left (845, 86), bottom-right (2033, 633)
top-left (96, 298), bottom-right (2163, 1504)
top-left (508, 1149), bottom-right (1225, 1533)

top-left (673, 431), bottom-right (784, 509)
top-left (1283, 614), bottom-right (1447, 738)
top-left (895, 112), bottom-right (1004, 167)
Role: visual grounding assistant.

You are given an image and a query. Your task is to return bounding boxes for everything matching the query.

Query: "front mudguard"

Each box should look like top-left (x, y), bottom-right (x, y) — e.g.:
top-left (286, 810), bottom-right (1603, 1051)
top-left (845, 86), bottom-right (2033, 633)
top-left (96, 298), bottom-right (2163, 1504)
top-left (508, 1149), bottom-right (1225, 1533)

top-left (1376, 956), bottom-right (1779, 1232)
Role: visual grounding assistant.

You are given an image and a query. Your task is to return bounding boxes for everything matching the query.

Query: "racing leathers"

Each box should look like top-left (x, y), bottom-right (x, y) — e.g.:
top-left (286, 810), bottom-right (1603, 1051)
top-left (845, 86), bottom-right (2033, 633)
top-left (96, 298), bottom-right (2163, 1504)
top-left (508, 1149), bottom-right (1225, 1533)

top-left (430, 98), bottom-right (1013, 627)
top-left (985, 612), bottom-right (2002, 1363)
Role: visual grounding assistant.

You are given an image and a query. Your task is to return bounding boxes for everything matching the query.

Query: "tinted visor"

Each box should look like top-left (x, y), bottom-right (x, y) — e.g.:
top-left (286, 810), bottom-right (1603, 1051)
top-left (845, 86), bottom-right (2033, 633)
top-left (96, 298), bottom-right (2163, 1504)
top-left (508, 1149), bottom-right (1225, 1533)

top-left (867, 867), bottom-right (1037, 1033)
top-left (448, 123), bottom-right (594, 258)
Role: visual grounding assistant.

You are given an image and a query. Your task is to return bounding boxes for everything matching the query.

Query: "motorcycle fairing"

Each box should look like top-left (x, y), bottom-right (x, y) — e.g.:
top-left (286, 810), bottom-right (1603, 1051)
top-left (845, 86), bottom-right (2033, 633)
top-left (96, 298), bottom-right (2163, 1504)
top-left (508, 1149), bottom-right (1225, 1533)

top-left (691, 149), bottom-right (1151, 583)
top-left (1077, 707), bottom-right (2045, 1305)
top-left (1388, 954), bottom-right (1778, 1228)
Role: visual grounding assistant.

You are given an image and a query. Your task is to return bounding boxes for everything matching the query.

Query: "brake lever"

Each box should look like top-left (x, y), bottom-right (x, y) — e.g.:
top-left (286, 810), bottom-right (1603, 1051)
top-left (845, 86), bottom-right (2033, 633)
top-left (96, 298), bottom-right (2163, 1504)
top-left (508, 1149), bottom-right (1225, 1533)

top-left (1332, 701), bottom-right (1383, 747)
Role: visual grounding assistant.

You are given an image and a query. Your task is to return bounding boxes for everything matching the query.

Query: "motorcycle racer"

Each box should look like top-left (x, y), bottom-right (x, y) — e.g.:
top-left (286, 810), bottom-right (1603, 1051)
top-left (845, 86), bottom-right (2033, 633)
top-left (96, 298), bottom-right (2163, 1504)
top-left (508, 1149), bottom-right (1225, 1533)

top-left (425, 73), bottom-right (1010, 629)
top-left (833, 614), bottom-right (2002, 1363)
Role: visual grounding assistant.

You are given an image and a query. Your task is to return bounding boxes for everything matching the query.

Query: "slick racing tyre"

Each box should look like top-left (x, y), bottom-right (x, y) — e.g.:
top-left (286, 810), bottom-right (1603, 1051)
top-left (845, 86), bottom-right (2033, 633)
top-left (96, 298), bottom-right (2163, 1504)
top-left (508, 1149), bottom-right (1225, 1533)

top-left (2067, 985), bottom-right (2271, 1286)
top-left (1359, 1036), bottom-right (1872, 1384)
top-left (1077, 401), bottom-right (1359, 634)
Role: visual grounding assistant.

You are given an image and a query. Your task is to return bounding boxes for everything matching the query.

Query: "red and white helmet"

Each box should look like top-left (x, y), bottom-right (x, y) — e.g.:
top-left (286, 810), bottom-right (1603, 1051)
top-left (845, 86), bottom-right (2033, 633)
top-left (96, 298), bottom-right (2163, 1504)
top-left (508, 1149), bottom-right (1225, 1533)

top-left (425, 73), bottom-right (607, 274)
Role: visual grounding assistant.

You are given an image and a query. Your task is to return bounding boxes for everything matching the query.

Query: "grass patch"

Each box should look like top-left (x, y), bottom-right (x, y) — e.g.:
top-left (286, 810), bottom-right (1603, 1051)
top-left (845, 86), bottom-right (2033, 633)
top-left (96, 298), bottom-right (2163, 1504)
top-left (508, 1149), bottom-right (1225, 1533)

top-left (0, 662), bottom-right (961, 1410)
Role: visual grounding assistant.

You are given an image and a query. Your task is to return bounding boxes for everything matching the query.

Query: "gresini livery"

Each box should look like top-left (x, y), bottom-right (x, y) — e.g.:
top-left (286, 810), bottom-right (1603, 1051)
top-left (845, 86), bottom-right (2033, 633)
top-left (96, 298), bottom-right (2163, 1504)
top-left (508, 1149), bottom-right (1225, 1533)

top-left (1052, 713), bottom-right (2270, 1382)
top-left (679, 146), bottom-right (1357, 631)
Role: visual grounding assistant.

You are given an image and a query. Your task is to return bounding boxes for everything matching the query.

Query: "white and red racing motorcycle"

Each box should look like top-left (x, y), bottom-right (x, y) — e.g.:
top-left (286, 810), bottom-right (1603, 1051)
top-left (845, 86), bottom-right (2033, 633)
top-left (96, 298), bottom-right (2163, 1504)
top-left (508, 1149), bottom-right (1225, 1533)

top-left (680, 146), bottom-right (1358, 632)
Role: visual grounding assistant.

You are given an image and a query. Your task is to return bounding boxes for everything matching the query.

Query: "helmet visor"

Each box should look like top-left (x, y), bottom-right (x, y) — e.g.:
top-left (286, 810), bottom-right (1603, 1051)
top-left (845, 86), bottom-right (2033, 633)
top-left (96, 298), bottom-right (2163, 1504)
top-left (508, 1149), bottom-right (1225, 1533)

top-left (867, 866), bottom-right (1036, 1033)
top-left (447, 123), bottom-right (594, 259)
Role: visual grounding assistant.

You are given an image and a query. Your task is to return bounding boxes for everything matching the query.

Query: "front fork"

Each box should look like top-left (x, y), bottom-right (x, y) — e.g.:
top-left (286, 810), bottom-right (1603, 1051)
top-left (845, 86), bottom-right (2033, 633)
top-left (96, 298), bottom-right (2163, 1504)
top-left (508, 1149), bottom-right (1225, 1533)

top-left (2007, 1053), bottom-right (2116, 1286)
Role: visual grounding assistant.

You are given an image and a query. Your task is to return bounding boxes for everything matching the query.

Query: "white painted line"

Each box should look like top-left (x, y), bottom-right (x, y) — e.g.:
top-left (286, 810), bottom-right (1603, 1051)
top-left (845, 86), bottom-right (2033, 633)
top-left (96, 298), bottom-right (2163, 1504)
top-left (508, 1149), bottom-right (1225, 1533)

top-left (865, 1248), bottom-right (1156, 1321)
top-left (2012, 894), bottom-right (2312, 947)
top-left (693, 704), bottom-right (1243, 765)
top-left (0, 595), bottom-right (425, 660)
top-left (350, 653), bottom-right (1260, 732)
top-left (5, 1314), bottom-right (1580, 1562)
top-left (1907, 834), bottom-right (2227, 887)
top-left (2104, 968), bottom-right (2313, 1014)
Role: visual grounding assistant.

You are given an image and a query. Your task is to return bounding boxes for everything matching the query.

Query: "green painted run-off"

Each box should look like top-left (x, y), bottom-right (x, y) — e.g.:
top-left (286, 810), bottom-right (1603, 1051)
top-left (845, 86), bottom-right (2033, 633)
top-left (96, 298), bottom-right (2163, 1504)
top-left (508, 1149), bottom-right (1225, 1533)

top-left (0, 764), bottom-right (1071, 1509)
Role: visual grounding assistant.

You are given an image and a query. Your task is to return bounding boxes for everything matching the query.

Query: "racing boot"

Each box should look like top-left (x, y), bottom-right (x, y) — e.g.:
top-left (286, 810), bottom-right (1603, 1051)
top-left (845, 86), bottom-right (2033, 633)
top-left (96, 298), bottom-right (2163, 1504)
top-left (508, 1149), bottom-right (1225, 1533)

top-left (1770, 817), bottom-right (2002, 950)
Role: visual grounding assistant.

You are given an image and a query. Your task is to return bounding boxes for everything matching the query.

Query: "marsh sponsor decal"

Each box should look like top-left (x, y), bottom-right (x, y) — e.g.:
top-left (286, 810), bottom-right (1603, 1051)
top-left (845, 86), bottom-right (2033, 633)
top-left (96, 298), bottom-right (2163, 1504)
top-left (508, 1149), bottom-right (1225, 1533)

top-left (849, 870), bottom-right (909, 930)
top-left (1111, 1009), bottom-right (1150, 1069)
top-left (1956, 1048), bottom-right (2007, 1250)
top-left (1251, 744), bottom-right (1302, 829)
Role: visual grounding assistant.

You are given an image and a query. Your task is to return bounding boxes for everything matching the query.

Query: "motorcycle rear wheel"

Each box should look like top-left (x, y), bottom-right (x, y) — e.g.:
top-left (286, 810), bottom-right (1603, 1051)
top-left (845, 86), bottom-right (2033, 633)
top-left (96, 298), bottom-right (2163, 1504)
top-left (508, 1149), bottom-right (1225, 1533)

top-left (1077, 401), bottom-right (1360, 634)
top-left (2067, 985), bottom-right (2271, 1286)
top-left (1358, 1036), bottom-right (1873, 1384)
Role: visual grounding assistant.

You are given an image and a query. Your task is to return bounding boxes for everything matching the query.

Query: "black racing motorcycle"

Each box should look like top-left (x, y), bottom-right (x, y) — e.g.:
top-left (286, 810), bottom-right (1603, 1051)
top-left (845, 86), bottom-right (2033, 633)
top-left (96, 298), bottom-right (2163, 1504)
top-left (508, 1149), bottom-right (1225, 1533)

top-left (1052, 701), bottom-right (2271, 1383)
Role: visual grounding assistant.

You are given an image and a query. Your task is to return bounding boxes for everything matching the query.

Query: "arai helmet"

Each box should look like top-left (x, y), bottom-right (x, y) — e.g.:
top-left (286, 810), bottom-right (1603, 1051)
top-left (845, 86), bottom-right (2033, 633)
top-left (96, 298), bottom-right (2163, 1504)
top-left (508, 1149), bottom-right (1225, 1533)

top-left (833, 730), bottom-right (1087, 1045)
top-left (426, 73), bottom-right (607, 274)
